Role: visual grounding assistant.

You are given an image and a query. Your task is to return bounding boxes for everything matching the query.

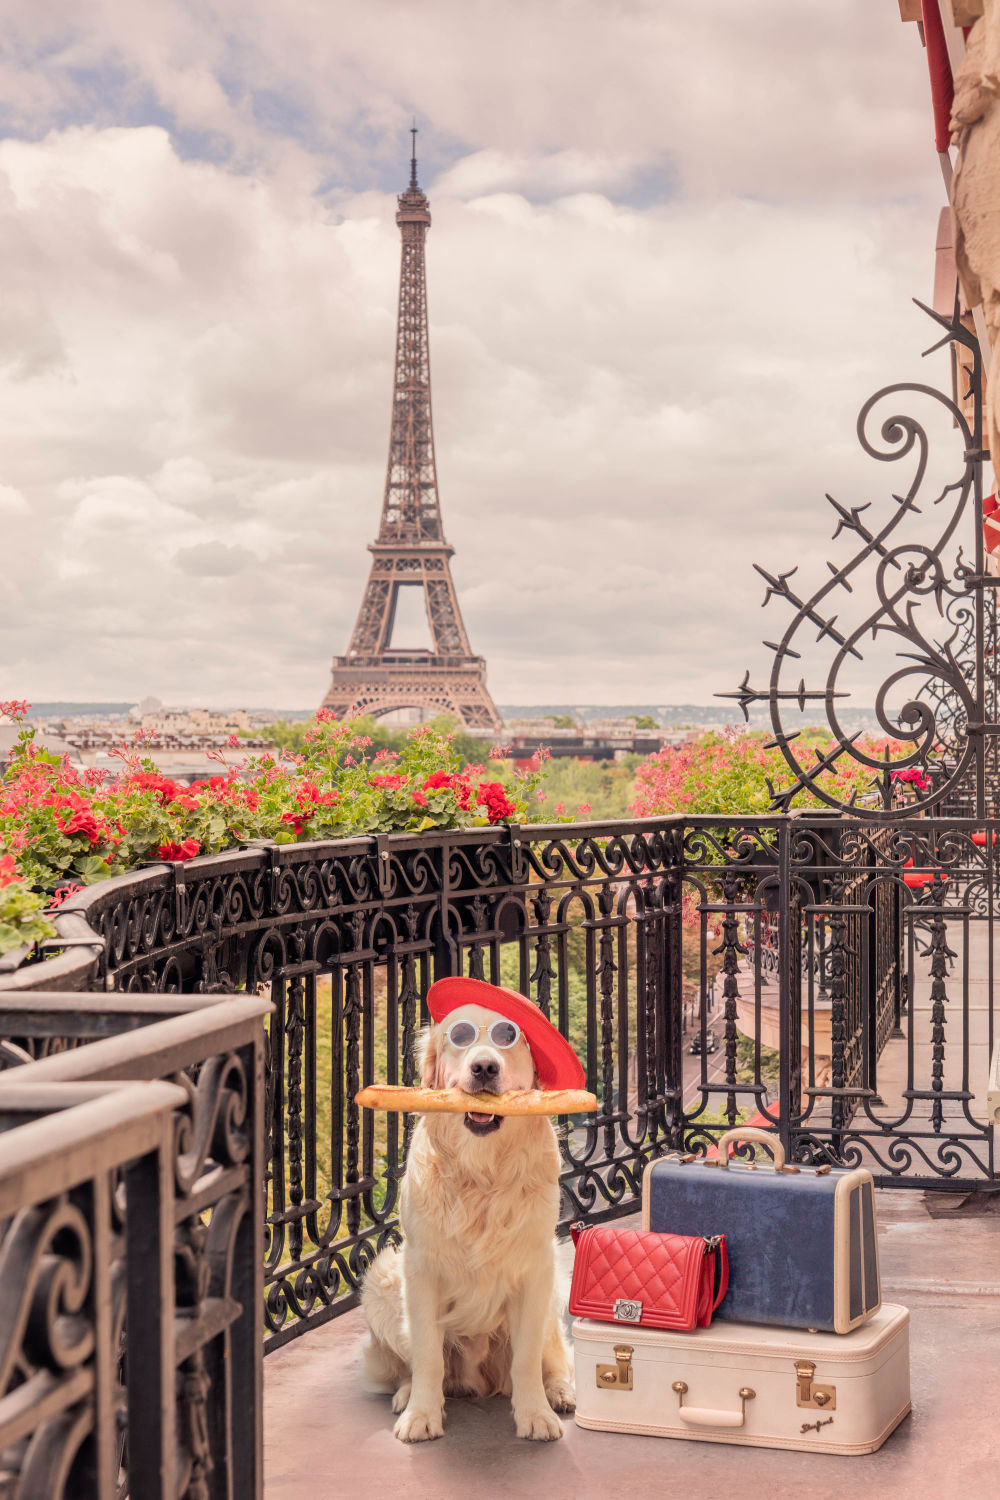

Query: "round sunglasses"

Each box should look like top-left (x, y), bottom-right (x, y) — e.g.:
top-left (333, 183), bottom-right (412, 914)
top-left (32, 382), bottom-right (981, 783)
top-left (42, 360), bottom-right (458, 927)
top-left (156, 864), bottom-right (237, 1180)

top-left (445, 1018), bottom-right (521, 1050)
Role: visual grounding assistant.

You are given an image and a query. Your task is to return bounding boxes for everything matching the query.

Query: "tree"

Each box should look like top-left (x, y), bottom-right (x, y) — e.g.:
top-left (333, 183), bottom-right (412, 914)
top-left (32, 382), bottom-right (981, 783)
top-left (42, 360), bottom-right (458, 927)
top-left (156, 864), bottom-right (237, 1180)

top-left (630, 729), bottom-right (915, 817)
top-left (251, 713), bottom-right (486, 765)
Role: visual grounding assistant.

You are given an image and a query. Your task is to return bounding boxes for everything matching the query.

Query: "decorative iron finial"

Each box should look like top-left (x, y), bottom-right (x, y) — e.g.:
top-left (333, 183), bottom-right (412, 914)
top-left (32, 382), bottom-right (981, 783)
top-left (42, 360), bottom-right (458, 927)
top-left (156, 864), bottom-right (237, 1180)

top-left (410, 121), bottom-right (419, 190)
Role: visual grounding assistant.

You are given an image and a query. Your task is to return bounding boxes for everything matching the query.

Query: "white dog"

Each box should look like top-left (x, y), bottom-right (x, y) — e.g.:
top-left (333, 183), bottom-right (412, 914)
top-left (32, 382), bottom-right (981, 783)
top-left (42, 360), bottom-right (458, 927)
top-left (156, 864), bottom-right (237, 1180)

top-left (361, 997), bottom-right (576, 1442)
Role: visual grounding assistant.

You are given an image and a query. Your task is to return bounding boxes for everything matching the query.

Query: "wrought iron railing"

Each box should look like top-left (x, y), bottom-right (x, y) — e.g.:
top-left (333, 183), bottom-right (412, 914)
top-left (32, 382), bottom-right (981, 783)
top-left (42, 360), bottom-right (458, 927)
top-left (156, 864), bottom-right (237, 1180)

top-left (2, 814), bottom-right (996, 1355)
top-left (0, 993), bottom-right (269, 1499)
top-left (718, 298), bottom-right (997, 821)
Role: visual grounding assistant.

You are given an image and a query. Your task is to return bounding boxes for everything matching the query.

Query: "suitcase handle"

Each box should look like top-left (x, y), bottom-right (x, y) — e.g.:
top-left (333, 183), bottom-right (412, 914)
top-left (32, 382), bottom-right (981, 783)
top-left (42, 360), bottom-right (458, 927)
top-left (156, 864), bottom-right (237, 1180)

top-left (672, 1380), bottom-right (756, 1427)
top-left (716, 1126), bottom-right (785, 1169)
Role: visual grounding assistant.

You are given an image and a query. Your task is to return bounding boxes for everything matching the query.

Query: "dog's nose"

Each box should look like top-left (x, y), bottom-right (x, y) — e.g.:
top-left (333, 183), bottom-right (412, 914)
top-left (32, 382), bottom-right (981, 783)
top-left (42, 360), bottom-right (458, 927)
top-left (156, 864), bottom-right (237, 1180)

top-left (469, 1057), bottom-right (500, 1086)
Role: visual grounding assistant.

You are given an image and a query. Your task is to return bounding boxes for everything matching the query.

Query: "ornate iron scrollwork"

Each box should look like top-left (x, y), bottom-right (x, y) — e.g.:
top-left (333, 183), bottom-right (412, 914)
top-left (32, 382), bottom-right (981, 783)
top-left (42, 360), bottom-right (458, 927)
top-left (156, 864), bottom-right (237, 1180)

top-left (719, 299), bottom-right (994, 819)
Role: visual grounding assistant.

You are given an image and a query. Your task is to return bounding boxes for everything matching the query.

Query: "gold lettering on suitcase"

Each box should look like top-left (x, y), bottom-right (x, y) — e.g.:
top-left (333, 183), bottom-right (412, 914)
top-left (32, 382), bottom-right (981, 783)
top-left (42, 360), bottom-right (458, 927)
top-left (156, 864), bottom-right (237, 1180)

top-left (596, 1345), bottom-right (633, 1390)
top-left (794, 1360), bottom-right (837, 1410)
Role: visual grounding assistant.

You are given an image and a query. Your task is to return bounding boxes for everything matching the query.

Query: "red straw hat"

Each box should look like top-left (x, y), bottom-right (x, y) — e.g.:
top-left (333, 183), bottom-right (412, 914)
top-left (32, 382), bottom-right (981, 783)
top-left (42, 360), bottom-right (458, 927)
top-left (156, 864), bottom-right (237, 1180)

top-left (427, 976), bottom-right (585, 1090)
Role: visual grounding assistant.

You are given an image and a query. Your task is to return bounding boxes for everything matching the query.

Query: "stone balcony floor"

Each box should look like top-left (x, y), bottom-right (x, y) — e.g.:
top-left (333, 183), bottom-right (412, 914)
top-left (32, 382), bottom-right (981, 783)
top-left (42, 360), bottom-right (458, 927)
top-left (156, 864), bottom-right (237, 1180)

top-left (264, 1189), bottom-right (1000, 1500)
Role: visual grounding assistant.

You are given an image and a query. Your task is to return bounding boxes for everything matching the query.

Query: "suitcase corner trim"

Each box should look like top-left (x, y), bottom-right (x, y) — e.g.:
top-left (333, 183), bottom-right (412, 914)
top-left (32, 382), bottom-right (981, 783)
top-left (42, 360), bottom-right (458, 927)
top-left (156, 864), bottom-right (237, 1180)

top-left (833, 1168), bottom-right (881, 1333)
top-left (641, 1156), bottom-right (653, 1229)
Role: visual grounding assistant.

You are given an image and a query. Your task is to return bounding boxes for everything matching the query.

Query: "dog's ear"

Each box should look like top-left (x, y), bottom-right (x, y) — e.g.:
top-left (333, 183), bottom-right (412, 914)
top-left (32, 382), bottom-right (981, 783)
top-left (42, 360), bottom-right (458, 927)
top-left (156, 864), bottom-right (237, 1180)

top-left (417, 1024), bottom-right (442, 1088)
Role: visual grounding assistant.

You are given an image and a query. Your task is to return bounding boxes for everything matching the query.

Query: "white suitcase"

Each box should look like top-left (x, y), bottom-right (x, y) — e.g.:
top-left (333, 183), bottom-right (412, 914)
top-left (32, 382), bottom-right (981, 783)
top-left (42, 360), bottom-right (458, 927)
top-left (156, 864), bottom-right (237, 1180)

top-left (573, 1302), bottom-right (910, 1455)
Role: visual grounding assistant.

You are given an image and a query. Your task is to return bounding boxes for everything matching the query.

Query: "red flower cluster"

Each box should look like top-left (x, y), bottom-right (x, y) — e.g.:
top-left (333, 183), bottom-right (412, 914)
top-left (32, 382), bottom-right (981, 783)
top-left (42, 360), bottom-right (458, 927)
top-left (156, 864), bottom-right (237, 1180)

top-left (54, 801), bottom-right (107, 847)
top-left (891, 767), bottom-right (931, 792)
top-left (0, 774), bottom-right (115, 849)
top-left (407, 771), bottom-right (516, 824)
top-left (422, 770), bottom-right (473, 810)
top-left (0, 703), bottom-right (534, 933)
top-left (475, 781), bottom-right (517, 824)
top-left (631, 729), bottom-right (921, 819)
top-left (281, 781), bottom-right (340, 836)
top-left (47, 882), bottom-right (85, 909)
top-left (157, 839), bottom-right (201, 862)
top-left (188, 774), bottom-right (259, 811)
top-left (124, 771), bottom-right (184, 804)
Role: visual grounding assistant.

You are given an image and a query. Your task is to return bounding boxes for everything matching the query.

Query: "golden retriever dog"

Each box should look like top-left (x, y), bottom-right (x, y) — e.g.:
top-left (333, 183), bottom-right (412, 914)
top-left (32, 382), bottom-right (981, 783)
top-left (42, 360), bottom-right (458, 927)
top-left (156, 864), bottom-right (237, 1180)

top-left (360, 998), bottom-right (576, 1442)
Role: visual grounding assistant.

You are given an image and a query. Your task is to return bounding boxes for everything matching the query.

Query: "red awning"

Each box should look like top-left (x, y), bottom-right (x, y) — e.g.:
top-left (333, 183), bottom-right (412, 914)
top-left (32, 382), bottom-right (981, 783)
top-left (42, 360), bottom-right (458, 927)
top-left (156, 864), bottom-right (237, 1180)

top-left (921, 0), bottom-right (956, 153)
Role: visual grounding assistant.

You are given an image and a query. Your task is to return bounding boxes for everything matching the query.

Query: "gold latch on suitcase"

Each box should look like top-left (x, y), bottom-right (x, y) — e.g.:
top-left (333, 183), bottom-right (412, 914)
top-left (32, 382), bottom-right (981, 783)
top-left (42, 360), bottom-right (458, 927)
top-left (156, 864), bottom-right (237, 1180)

top-left (596, 1345), bottom-right (633, 1390)
top-left (794, 1360), bottom-right (837, 1410)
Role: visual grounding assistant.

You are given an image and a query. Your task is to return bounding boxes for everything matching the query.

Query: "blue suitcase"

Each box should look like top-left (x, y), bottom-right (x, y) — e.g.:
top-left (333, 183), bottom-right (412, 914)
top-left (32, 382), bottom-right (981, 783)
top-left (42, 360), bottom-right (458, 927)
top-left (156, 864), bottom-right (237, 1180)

top-left (642, 1128), bottom-right (881, 1335)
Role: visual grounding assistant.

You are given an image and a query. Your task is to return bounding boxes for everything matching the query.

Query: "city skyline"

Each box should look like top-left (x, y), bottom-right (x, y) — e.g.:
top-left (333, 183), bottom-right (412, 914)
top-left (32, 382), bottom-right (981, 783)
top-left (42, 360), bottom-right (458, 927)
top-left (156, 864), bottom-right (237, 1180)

top-left (1, 3), bottom-right (947, 708)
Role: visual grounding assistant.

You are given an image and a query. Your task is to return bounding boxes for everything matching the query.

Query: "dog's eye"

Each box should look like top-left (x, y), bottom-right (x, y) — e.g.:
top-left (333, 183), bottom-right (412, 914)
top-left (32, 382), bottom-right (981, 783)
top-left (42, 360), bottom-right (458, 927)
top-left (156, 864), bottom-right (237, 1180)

top-left (447, 1020), bottom-right (478, 1048)
top-left (489, 1021), bottom-right (519, 1048)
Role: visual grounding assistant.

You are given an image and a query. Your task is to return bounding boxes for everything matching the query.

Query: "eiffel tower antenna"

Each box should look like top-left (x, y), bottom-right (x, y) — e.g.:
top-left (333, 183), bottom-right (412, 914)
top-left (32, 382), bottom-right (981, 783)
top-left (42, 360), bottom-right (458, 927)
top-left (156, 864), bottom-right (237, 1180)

top-left (321, 130), bottom-right (502, 730)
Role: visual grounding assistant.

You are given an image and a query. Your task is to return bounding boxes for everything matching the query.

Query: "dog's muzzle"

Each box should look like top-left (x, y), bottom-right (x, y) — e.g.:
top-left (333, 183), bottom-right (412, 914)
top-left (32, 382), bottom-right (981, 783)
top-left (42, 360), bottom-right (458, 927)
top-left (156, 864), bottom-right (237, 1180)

top-left (462, 1077), bottom-right (504, 1135)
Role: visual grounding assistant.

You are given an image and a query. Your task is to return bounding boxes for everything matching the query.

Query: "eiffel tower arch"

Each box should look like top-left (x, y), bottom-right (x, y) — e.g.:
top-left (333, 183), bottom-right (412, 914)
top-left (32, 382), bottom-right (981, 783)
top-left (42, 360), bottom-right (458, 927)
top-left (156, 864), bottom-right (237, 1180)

top-left (321, 132), bottom-right (503, 732)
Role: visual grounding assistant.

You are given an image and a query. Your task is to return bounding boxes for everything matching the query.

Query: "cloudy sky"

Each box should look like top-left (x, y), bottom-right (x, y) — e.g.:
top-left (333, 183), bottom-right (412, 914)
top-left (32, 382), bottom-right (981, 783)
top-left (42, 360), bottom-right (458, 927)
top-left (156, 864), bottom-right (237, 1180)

top-left (0, 0), bottom-right (959, 710)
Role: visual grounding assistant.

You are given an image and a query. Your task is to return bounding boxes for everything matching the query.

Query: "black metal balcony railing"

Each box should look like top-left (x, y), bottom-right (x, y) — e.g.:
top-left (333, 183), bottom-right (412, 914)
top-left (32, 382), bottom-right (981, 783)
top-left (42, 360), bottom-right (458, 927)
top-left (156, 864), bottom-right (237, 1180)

top-left (0, 993), bottom-right (269, 1500)
top-left (2, 814), bottom-right (997, 1373)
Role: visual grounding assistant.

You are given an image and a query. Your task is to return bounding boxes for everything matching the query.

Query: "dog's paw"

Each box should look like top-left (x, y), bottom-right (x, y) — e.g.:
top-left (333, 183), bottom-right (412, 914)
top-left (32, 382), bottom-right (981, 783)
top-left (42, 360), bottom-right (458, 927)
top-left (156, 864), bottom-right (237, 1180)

top-left (393, 1404), bottom-right (444, 1443)
top-left (391, 1381), bottom-right (412, 1415)
top-left (544, 1376), bottom-right (576, 1413)
top-left (514, 1405), bottom-right (564, 1441)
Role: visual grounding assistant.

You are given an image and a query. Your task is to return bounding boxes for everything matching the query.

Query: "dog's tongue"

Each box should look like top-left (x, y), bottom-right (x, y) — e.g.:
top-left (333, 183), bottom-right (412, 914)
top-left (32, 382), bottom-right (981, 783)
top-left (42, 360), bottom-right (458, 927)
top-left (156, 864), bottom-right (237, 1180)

top-left (467, 1110), bottom-right (495, 1124)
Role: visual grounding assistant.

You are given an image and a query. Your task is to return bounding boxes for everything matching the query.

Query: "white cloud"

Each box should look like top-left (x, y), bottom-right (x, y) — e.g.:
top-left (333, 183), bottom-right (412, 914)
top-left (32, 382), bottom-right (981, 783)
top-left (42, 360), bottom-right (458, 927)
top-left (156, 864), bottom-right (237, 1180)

top-left (0, 483), bottom-right (28, 513)
top-left (0, 3), bottom-right (964, 715)
top-left (436, 150), bottom-right (647, 200)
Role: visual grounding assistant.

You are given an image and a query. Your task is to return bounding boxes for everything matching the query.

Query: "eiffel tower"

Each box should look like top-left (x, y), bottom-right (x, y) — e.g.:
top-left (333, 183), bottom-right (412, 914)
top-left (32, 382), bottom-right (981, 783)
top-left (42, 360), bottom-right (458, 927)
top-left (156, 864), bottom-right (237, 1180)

top-left (321, 131), bottom-right (503, 732)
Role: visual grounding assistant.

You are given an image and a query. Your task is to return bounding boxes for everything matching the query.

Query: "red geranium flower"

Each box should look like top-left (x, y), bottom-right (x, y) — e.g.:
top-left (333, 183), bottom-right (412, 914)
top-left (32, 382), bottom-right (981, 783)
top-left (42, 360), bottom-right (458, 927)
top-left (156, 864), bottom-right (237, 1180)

top-left (475, 781), bottom-right (516, 824)
top-left (423, 770), bottom-right (473, 810)
top-left (157, 839), bottom-right (201, 862)
top-left (55, 808), bottom-right (106, 846)
top-left (125, 771), bottom-right (180, 804)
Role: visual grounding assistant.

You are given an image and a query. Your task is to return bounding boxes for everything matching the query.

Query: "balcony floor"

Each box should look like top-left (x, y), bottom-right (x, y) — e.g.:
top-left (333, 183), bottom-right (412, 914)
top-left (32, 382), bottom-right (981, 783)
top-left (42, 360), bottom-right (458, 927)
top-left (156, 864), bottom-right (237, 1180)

top-left (264, 1189), bottom-right (1000, 1499)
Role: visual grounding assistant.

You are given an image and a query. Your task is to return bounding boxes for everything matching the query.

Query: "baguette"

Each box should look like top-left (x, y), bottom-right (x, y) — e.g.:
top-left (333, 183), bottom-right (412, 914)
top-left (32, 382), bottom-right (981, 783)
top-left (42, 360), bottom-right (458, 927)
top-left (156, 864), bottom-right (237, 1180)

top-left (354, 1084), bottom-right (597, 1116)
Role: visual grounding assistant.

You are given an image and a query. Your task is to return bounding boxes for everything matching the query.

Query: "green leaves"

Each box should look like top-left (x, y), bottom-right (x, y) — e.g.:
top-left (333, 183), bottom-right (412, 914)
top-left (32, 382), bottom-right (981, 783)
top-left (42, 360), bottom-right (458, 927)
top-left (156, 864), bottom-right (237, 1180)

top-left (0, 881), bottom-right (56, 957)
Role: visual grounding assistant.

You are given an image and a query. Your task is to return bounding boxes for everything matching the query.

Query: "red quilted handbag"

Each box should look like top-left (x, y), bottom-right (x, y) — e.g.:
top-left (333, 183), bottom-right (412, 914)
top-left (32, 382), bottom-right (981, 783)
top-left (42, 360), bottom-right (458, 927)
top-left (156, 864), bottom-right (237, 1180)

top-left (568, 1223), bottom-right (729, 1331)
